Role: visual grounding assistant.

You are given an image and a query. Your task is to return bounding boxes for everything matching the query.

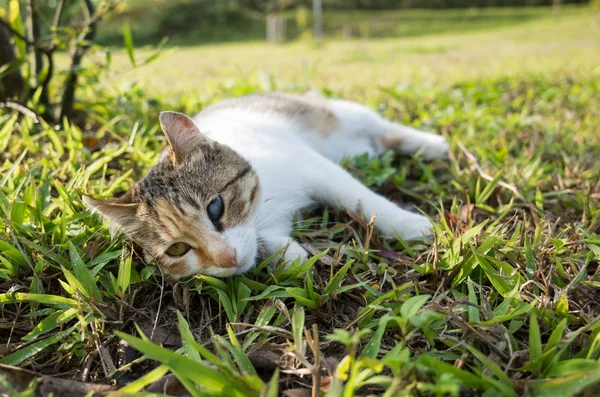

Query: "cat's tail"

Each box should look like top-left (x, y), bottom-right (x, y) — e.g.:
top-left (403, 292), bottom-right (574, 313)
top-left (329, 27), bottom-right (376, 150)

top-left (375, 125), bottom-right (449, 161)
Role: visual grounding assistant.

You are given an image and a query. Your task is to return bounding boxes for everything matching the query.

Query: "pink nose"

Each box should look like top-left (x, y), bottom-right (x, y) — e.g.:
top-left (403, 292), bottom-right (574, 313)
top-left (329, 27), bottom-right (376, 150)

top-left (217, 249), bottom-right (237, 268)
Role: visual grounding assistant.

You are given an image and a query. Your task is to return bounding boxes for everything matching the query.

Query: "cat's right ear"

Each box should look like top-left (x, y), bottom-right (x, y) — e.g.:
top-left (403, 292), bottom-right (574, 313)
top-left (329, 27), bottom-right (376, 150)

top-left (82, 192), bottom-right (139, 236)
top-left (159, 111), bottom-right (206, 163)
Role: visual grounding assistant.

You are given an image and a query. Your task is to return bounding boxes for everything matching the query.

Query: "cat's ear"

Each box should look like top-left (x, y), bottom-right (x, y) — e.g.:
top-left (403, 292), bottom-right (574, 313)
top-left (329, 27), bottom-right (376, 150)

top-left (82, 191), bottom-right (139, 236)
top-left (159, 111), bottom-right (206, 162)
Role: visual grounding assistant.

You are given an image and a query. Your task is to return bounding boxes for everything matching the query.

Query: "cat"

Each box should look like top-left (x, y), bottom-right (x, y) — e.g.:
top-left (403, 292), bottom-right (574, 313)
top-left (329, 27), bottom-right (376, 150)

top-left (83, 93), bottom-right (449, 278)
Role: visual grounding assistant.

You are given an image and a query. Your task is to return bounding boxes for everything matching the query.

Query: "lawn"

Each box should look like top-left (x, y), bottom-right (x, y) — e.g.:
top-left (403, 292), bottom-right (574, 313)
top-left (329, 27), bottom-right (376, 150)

top-left (1, 5), bottom-right (600, 396)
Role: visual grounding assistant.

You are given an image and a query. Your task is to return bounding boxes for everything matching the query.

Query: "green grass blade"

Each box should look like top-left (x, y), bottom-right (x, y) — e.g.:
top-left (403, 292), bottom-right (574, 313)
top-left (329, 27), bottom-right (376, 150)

top-left (69, 242), bottom-right (102, 303)
top-left (530, 311), bottom-right (542, 365)
top-left (0, 325), bottom-right (77, 365)
top-left (123, 22), bottom-right (136, 67)
top-left (117, 332), bottom-right (250, 397)
top-left (22, 308), bottom-right (78, 341)
top-left (0, 292), bottom-right (77, 307)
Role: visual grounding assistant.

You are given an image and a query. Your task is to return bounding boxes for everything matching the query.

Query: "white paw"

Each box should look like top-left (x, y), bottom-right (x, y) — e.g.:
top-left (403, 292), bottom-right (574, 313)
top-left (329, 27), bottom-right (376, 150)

top-left (420, 135), bottom-right (450, 161)
top-left (377, 212), bottom-right (433, 241)
top-left (282, 241), bottom-right (308, 264)
top-left (397, 213), bottom-right (434, 240)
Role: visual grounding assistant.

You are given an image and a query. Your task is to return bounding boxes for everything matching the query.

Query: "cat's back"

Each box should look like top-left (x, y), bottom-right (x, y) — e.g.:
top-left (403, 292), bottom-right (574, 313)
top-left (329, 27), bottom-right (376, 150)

top-left (195, 93), bottom-right (340, 137)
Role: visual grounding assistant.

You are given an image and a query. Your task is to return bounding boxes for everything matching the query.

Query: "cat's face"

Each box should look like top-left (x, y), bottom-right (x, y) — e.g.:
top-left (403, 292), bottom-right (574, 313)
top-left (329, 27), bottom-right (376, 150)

top-left (84, 112), bottom-right (261, 277)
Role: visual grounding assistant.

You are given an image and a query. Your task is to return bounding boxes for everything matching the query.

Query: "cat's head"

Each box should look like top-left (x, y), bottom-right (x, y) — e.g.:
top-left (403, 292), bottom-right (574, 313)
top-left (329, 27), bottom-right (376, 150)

top-left (83, 112), bottom-right (261, 277)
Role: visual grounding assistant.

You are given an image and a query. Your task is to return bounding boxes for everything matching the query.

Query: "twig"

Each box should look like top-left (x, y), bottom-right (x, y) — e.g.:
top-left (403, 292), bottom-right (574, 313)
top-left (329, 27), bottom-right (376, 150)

top-left (311, 324), bottom-right (321, 397)
top-left (0, 101), bottom-right (39, 122)
top-left (229, 322), bottom-right (293, 338)
top-left (456, 140), bottom-right (525, 201)
top-left (151, 264), bottom-right (166, 341)
top-left (0, 17), bottom-right (43, 50)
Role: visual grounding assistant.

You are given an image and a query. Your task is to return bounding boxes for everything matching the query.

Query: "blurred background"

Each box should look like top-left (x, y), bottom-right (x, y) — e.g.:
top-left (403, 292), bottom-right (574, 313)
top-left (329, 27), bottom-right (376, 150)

top-left (2, 0), bottom-right (598, 105)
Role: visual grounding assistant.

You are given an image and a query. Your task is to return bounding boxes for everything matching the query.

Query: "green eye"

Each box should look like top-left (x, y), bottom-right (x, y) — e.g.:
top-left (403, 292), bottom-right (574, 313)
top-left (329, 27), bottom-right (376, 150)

top-left (166, 242), bottom-right (191, 257)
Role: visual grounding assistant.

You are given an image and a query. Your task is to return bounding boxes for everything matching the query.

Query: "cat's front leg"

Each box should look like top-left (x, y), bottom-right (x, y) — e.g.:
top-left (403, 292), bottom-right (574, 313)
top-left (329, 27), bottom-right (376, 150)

top-left (310, 155), bottom-right (433, 240)
top-left (261, 235), bottom-right (308, 265)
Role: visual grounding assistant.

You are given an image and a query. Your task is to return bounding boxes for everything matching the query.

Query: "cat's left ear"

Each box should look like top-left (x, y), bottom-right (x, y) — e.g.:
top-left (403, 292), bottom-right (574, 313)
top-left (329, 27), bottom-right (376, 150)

top-left (82, 191), bottom-right (139, 236)
top-left (159, 111), bottom-right (207, 162)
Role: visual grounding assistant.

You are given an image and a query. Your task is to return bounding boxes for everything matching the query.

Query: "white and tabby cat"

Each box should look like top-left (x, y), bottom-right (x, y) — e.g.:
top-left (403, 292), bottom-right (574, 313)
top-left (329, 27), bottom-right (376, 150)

top-left (84, 93), bottom-right (449, 277)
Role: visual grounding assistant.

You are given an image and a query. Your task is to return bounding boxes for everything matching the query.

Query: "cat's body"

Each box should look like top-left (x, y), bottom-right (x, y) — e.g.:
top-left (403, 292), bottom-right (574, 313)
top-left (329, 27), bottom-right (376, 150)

top-left (84, 93), bottom-right (449, 277)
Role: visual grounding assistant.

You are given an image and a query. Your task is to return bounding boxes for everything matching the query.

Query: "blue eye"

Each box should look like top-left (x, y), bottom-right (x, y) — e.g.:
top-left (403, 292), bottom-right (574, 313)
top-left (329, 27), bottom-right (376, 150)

top-left (207, 196), bottom-right (224, 224)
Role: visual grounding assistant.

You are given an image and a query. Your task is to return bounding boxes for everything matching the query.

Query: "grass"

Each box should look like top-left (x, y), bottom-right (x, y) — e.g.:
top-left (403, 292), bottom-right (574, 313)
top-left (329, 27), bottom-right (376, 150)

top-left (84, 6), bottom-right (600, 98)
top-left (2, 5), bottom-right (600, 397)
top-left (95, 4), bottom-right (567, 45)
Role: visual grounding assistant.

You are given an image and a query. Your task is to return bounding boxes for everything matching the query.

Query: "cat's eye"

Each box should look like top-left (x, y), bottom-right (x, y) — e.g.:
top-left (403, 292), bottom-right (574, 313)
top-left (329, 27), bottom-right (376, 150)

top-left (207, 196), bottom-right (224, 223)
top-left (166, 242), bottom-right (191, 257)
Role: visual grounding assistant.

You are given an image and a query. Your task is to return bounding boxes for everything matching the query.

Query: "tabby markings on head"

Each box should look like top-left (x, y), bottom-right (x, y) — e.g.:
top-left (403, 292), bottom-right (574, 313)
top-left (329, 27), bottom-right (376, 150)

top-left (83, 111), bottom-right (261, 277)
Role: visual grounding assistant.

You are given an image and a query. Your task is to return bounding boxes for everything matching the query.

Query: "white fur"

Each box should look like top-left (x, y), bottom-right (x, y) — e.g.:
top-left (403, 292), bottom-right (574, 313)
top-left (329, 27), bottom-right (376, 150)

top-left (193, 96), bottom-right (449, 274)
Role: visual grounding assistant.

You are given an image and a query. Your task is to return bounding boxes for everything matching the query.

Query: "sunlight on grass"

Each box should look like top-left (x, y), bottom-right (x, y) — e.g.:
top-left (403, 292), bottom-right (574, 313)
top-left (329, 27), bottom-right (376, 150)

top-left (2, 5), bottom-right (600, 396)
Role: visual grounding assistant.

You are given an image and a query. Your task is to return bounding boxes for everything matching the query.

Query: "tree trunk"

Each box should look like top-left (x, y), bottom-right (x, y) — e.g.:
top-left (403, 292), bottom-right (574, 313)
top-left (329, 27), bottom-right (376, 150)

top-left (60, 0), bottom-right (96, 121)
top-left (553, 0), bottom-right (561, 18)
top-left (313, 0), bottom-right (323, 42)
top-left (0, 24), bottom-right (24, 100)
top-left (25, 0), bottom-right (44, 89)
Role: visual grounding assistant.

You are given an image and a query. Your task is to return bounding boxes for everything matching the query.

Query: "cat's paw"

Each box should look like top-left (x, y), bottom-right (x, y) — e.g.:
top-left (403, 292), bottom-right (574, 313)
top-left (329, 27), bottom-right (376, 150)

top-left (379, 212), bottom-right (433, 241)
top-left (420, 135), bottom-right (450, 161)
top-left (282, 242), bottom-right (309, 264)
top-left (398, 214), bottom-right (434, 240)
top-left (262, 236), bottom-right (308, 266)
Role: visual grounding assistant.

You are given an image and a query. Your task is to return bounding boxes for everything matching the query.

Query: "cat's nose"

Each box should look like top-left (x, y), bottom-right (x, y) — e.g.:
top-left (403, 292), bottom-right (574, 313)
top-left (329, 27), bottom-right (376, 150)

top-left (217, 248), bottom-right (237, 268)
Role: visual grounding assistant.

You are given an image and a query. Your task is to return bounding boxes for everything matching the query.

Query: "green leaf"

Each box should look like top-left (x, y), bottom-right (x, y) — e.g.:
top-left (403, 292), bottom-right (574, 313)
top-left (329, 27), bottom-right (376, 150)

top-left (236, 281), bottom-right (252, 316)
top-left (324, 259), bottom-right (355, 296)
top-left (463, 344), bottom-right (513, 388)
top-left (279, 249), bottom-right (329, 281)
top-left (467, 278), bottom-right (480, 323)
top-left (545, 359), bottom-right (600, 378)
top-left (362, 314), bottom-right (395, 359)
top-left (481, 299), bottom-right (536, 326)
top-left (195, 274), bottom-right (228, 291)
top-left (244, 285), bottom-right (288, 301)
top-left (0, 292), bottom-right (76, 307)
top-left (285, 287), bottom-right (319, 309)
top-left (263, 368), bottom-right (279, 397)
top-left (69, 242), bottom-right (102, 303)
top-left (177, 313), bottom-right (234, 377)
top-left (545, 318), bottom-right (567, 354)
top-left (22, 308), bottom-right (78, 341)
top-left (177, 312), bottom-right (201, 363)
top-left (400, 294), bottom-right (431, 319)
top-left (530, 311), bottom-right (542, 365)
top-left (292, 306), bottom-right (305, 352)
top-left (123, 22), bottom-right (136, 67)
top-left (0, 325), bottom-right (77, 365)
top-left (474, 254), bottom-right (514, 296)
top-left (117, 332), bottom-right (249, 397)
top-left (223, 327), bottom-right (261, 380)
top-left (119, 364), bottom-right (170, 393)
top-left (530, 369), bottom-right (600, 397)
top-left (417, 355), bottom-right (486, 389)
top-left (117, 250), bottom-right (132, 297)
top-left (476, 169), bottom-right (504, 204)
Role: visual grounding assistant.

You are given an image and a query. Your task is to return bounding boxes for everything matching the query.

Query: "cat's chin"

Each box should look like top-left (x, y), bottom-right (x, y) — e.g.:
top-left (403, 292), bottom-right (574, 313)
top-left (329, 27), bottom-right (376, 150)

top-left (193, 259), bottom-right (256, 278)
